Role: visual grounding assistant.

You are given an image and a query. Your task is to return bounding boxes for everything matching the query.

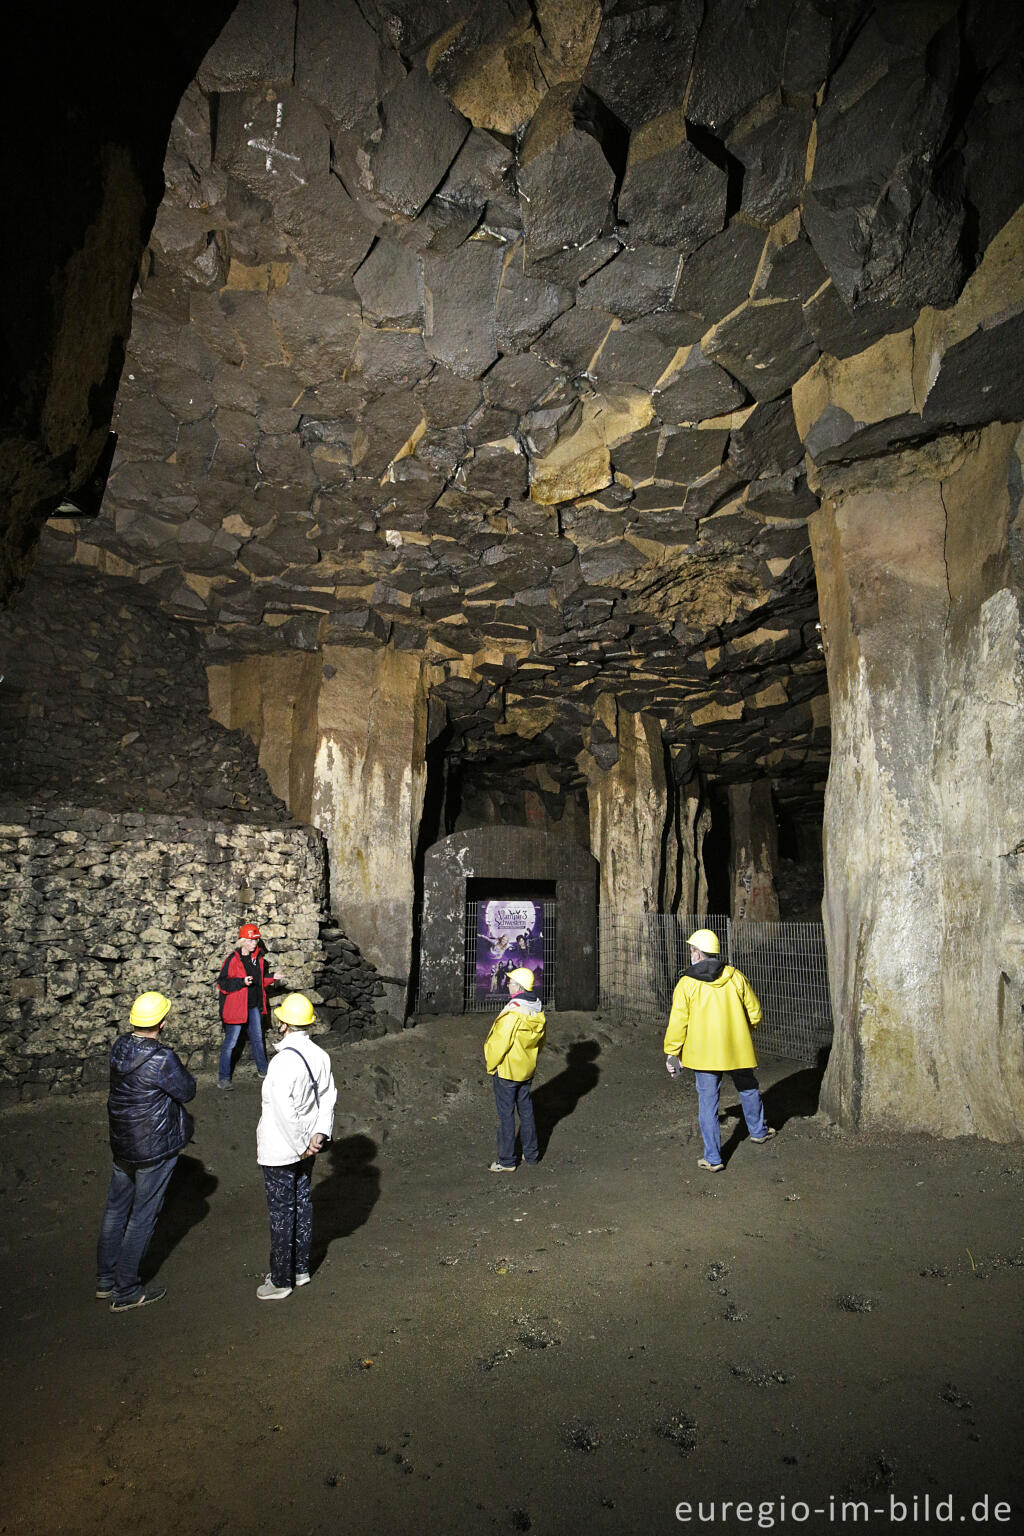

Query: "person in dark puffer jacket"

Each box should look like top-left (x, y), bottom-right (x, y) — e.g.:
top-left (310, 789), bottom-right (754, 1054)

top-left (96, 991), bottom-right (196, 1311)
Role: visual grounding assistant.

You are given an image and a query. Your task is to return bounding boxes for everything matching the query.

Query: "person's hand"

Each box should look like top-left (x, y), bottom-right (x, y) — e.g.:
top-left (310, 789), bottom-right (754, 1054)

top-left (244, 976), bottom-right (253, 986)
top-left (665, 1054), bottom-right (682, 1077)
top-left (305, 1134), bottom-right (326, 1156)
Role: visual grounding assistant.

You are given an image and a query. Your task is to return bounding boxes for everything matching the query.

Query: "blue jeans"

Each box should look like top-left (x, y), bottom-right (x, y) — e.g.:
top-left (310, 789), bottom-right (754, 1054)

top-left (219, 1006), bottom-right (268, 1081)
top-left (694, 1069), bottom-right (767, 1165)
top-left (262, 1159), bottom-right (314, 1287)
top-left (492, 1076), bottom-right (539, 1167)
top-left (97, 1153), bottom-right (178, 1304)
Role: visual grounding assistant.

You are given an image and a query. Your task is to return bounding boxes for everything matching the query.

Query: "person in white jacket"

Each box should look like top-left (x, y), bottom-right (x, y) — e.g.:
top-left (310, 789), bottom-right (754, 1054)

top-left (256, 993), bottom-right (337, 1301)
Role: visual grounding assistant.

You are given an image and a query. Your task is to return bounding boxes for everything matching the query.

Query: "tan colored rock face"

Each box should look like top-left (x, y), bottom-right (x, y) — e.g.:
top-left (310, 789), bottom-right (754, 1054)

top-left (811, 422), bottom-right (1024, 1140)
top-left (208, 643), bottom-right (428, 1019)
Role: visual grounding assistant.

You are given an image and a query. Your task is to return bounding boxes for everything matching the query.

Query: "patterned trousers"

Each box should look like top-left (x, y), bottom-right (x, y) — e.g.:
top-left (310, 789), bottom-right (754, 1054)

top-left (262, 1158), bottom-right (314, 1287)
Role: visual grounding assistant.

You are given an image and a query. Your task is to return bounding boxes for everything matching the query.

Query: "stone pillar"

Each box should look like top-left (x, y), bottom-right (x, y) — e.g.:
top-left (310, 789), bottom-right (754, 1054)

top-left (582, 697), bottom-right (671, 914)
top-left (664, 764), bottom-right (710, 916)
top-left (809, 422), bottom-right (1024, 1140)
top-left (728, 780), bottom-right (780, 921)
top-left (580, 698), bottom-right (675, 1007)
top-left (311, 646), bottom-right (428, 1021)
top-left (209, 643), bottom-right (428, 1020)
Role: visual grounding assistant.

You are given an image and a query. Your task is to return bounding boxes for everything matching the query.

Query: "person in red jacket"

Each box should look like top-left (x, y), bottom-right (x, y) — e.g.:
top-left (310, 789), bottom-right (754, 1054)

top-left (217, 923), bottom-right (279, 1089)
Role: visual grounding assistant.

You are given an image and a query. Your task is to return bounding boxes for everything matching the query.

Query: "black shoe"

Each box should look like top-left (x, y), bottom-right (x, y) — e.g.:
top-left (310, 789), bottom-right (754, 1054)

top-left (111, 1287), bottom-right (167, 1312)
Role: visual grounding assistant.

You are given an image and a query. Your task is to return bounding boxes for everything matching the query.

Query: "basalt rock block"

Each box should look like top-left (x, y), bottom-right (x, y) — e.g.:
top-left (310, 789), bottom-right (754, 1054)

top-left (686, 0), bottom-right (792, 135)
top-left (458, 441), bottom-right (530, 501)
top-left (356, 67), bottom-right (470, 221)
top-left (278, 175), bottom-right (376, 292)
top-left (912, 207), bottom-right (1024, 432)
top-left (352, 328), bottom-right (433, 392)
top-left (703, 297), bottom-right (820, 402)
top-left (590, 320), bottom-right (680, 393)
top-left (215, 88), bottom-right (331, 201)
top-left (729, 96), bottom-right (813, 225)
top-left (656, 426), bottom-right (730, 485)
top-left (528, 389), bottom-right (654, 505)
top-left (653, 346), bottom-right (746, 424)
top-left (577, 540), bottom-right (648, 586)
top-left (267, 283), bottom-right (362, 385)
top-left (583, 2), bottom-right (701, 129)
top-left (518, 84), bottom-right (618, 261)
top-left (727, 396), bottom-right (803, 480)
top-left (484, 352), bottom-right (564, 414)
top-left (353, 239), bottom-right (423, 326)
top-left (803, 6), bottom-right (965, 311)
top-left (495, 257), bottom-right (573, 352)
top-left (744, 471), bottom-right (818, 523)
top-left (422, 241), bottom-right (504, 378)
top-left (414, 368), bottom-right (484, 429)
top-left (577, 244), bottom-right (681, 322)
top-left (436, 128), bottom-right (519, 234)
top-left (426, 0), bottom-right (549, 135)
top-left (197, 0), bottom-right (295, 90)
top-left (531, 306), bottom-right (616, 375)
top-left (962, 54), bottom-right (1024, 255)
top-left (294, 0), bottom-right (404, 134)
top-left (750, 213), bottom-right (828, 306)
top-left (618, 109), bottom-right (728, 253)
top-left (610, 426), bottom-right (661, 489)
top-left (795, 211), bottom-right (1024, 463)
top-left (801, 280), bottom-right (919, 363)
top-left (524, 236), bottom-right (621, 289)
top-left (672, 220), bottom-right (766, 330)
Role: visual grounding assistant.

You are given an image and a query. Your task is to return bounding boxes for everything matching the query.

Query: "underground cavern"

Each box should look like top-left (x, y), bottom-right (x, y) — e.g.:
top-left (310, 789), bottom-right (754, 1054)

top-left (1, 1), bottom-right (1023, 1531)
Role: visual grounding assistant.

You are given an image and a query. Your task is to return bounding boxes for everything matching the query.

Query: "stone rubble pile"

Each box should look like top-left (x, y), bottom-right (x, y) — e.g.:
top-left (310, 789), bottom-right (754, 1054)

top-left (315, 922), bottom-right (387, 1042)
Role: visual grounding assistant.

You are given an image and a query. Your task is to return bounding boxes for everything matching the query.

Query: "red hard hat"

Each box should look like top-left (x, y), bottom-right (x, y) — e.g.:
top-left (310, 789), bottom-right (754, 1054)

top-left (238, 923), bottom-right (261, 940)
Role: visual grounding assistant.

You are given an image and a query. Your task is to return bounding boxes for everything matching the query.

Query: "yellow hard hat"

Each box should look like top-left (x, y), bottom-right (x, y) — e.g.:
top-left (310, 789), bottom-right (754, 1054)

top-left (273, 993), bottom-right (316, 1028)
top-left (130, 991), bottom-right (172, 1029)
top-left (687, 928), bottom-right (720, 956)
top-left (507, 967), bottom-right (535, 991)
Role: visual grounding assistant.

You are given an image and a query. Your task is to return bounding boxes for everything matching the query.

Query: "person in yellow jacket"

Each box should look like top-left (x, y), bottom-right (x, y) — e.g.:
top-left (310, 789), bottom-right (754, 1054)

top-left (664, 928), bottom-right (775, 1172)
top-left (484, 966), bottom-right (546, 1171)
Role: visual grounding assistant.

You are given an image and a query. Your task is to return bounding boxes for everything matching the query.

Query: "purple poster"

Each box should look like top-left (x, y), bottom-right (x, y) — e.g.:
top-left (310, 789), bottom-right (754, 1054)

top-left (475, 897), bottom-right (545, 1001)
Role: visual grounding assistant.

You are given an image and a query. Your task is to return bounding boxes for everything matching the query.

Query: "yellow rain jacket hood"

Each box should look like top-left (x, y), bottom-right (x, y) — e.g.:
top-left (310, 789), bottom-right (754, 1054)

top-left (663, 964), bottom-right (762, 1071)
top-left (484, 994), bottom-right (546, 1081)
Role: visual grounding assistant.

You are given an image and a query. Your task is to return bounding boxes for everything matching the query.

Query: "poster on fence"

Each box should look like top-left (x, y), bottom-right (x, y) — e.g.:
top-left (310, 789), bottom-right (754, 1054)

top-left (475, 897), bottom-right (545, 1001)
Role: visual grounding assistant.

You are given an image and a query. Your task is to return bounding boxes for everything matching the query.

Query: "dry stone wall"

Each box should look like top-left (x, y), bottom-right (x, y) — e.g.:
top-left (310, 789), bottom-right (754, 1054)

top-left (0, 806), bottom-right (327, 1104)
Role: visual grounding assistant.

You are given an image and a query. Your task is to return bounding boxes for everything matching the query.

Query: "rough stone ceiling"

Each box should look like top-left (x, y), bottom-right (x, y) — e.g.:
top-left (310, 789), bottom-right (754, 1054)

top-left (34, 0), bottom-right (1020, 803)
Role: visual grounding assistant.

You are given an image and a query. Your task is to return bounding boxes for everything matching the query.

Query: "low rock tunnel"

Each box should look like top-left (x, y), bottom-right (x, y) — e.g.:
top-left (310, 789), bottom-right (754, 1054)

top-left (2, 0), bottom-right (1024, 1144)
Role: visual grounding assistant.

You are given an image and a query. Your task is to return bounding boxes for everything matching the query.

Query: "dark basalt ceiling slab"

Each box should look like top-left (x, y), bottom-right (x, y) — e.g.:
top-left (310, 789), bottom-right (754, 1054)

top-left (32, 0), bottom-right (1024, 807)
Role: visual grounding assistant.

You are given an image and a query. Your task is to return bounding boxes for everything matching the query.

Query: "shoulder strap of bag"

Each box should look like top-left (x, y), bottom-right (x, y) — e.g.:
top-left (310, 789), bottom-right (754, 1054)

top-left (282, 1045), bottom-right (320, 1106)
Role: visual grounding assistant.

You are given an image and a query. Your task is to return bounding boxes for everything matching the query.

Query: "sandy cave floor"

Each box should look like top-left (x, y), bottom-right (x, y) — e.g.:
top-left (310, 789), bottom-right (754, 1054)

top-left (0, 1011), bottom-right (1022, 1536)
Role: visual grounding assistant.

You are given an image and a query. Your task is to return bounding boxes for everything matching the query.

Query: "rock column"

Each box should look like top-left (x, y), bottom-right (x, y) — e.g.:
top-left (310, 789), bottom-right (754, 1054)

top-left (728, 781), bottom-right (780, 921)
top-left (209, 644), bottom-right (429, 1021)
top-left (809, 423), bottom-right (1024, 1139)
top-left (311, 647), bottom-right (428, 1021)
top-left (581, 698), bottom-right (675, 1006)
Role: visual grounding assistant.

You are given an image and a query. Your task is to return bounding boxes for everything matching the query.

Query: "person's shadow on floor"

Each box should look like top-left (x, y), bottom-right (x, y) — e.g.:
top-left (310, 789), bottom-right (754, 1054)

top-left (142, 1154), bottom-right (217, 1279)
top-left (719, 1047), bottom-right (830, 1160)
top-left (309, 1133), bottom-right (380, 1272)
top-left (760, 1048), bottom-right (829, 1131)
top-left (532, 1040), bottom-right (601, 1159)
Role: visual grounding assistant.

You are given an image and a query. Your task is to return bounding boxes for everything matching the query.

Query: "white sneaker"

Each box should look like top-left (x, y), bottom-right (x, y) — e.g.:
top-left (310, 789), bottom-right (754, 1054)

top-left (257, 1279), bottom-right (292, 1300)
top-left (295, 1272), bottom-right (311, 1286)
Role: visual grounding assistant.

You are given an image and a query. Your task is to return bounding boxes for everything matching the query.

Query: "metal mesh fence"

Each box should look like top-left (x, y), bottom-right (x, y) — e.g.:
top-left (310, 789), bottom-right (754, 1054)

top-left (598, 912), bottom-right (832, 1061)
top-left (463, 900), bottom-right (558, 1012)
